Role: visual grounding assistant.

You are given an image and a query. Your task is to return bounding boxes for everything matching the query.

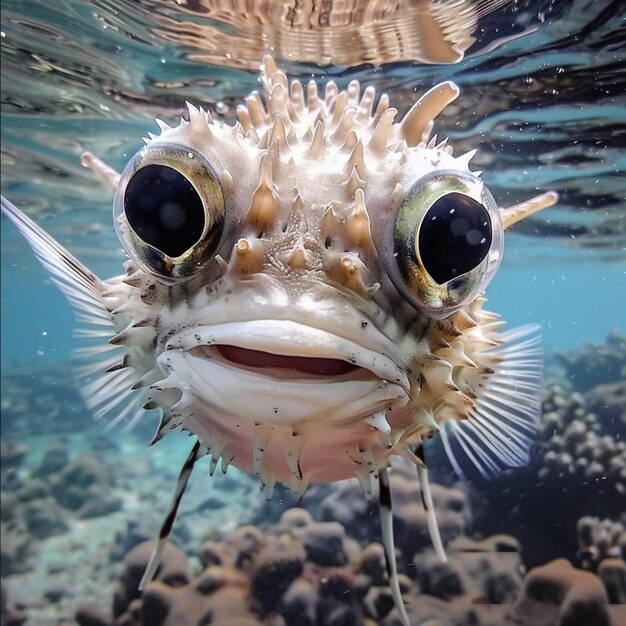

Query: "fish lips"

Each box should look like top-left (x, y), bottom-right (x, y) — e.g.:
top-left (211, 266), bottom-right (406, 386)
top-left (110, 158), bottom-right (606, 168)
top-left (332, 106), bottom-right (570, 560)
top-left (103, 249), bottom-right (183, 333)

top-left (159, 320), bottom-right (411, 425)
top-left (164, 319), bottom-right (410, 389)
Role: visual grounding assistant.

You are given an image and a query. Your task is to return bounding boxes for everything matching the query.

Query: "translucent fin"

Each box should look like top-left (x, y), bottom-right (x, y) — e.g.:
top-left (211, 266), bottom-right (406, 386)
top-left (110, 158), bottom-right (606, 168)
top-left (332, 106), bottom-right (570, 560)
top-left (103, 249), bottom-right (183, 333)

top-left (1, 196), bottom-right (109, 322)
top-left (139, 440), bottom-right (203, 590)
top-left (378, 467), bottom-right (410, 626)
top-left (1, 196), bottom-right (145, 429)
top-left (440, 324), bottom-right (542, 479)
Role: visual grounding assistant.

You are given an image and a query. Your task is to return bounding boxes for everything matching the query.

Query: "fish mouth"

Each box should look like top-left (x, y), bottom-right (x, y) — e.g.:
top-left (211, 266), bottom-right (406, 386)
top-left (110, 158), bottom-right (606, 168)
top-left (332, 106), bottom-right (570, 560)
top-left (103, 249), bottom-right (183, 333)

top-left (159, 320), bottom-right (410, 425)
top-left (212, 345), bottom-right (359, 377)
top-left (165, 319), bottom-right (409, 388)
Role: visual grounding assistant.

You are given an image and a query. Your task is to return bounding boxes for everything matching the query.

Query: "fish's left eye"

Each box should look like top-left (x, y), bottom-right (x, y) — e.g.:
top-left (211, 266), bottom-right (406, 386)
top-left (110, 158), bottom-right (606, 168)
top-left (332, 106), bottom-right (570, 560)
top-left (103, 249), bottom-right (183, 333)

top-left (388, 170), bottom-right (504, 318)
top-left (114, 145), bottom-right (225, 282)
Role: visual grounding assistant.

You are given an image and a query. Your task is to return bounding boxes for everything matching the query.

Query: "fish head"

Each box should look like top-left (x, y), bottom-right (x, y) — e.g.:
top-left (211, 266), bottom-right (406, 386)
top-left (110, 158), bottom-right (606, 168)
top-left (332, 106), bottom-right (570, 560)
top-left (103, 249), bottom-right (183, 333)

top-left (95, 57), bottom-right (554, 487)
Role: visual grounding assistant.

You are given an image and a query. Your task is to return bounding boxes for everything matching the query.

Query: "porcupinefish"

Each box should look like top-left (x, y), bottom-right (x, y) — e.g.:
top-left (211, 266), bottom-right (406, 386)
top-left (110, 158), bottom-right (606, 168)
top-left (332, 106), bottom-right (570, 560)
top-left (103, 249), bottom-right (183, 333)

top-left (2, 56), bottom-right (557, 625)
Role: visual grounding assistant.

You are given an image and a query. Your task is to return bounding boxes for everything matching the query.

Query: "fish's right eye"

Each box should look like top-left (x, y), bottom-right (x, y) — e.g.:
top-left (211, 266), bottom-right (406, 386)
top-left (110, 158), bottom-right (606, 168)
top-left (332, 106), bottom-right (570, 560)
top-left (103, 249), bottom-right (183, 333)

top-left (114, 145), bottom-right (225, 282)
top-left (124, 164), bottom-right (205, 259)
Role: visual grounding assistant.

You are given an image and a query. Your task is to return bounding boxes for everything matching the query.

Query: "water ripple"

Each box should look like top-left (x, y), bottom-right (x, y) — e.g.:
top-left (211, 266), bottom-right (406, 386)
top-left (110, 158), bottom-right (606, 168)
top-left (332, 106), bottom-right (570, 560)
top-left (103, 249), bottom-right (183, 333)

top-left (1, 0), bottom-right (624, 261)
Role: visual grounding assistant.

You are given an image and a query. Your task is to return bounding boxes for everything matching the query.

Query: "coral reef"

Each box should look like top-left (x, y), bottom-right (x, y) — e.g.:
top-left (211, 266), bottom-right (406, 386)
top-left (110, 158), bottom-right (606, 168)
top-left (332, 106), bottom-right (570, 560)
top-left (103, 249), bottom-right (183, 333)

top-left (453, 333), bottom-right (626, 568)
top-left (74, 502), bottom-right (621, 626)
top-left (555, 330), bottom-right (626, 392)
top-left (0, 580), bottom-right (27, 626)
top-left (576, 516), bottom-right (626, 572)
top-left (0, 440), bottom-right (123, 576)
top-left (513, 559), bottom-right (614, 626)
top-left (576, 516), bottom-right (626, 605)
top-left (76, 497), bottom-right (527, 626)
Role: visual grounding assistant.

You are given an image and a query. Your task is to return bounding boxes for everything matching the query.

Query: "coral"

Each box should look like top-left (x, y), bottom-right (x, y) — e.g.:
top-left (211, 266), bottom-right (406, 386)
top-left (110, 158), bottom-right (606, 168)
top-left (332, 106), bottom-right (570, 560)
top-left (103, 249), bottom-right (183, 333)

top-left (464, 377), bottom-right (626, 567)
top-left (20, 497), bottom-right (70, 539)
top-left (555, 330), bottom-right (626, 392)
top-left (0, 441), bottom-right (29, 470)
top-left (575, 515), bottom-right (626, 604)
top-left (513, 559), bottom-right (613, 626)
top-left (537, 384), bottom-right (626, 496)
top-left (112, 540), bottom-right (191, 621)
top-left (0, 439), bottom-right (123, 576)
top-left (576, 516), bottom-right (625, 572)
top-left (79, 492), bottom-right (526, 626)
top-left (49, 453), bottom-right (122, 518)
top-left (0, 514), bottom-right (32, 576)
top-left (585, 381), bottom-right (626, 425)
top-left (0, 580), bottom-right (27, 626)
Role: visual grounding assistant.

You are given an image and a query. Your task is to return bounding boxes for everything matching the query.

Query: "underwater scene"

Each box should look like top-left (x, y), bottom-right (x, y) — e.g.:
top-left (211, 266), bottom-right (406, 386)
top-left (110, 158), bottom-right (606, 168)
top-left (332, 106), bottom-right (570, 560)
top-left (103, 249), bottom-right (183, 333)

top-left (1, 1), bottom-right (625, 625)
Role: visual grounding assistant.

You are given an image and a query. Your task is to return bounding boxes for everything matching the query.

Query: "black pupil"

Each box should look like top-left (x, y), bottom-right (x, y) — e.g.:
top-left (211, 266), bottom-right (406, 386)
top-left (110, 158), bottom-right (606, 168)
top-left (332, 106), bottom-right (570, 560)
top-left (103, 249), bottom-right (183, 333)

top-left (124, 164), bottom-right (205, 258)
top-left (418, 192), bottom-right (492, 285)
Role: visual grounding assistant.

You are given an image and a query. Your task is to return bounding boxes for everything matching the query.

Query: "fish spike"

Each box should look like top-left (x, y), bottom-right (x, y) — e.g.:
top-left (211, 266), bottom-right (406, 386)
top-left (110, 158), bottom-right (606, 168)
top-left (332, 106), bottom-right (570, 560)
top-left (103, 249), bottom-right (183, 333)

top-left (237, 104), bottom-right (252, 135)
top-left (320, 202), bottom-right (342, 239)
top-left (356, 470), bottom-right (373, 500)
top-left (324, 80), bottom-right (339, 107)
top-left (290, 476), bottom-right (309, 499)
top-left (231, 237), bottom-right (266, 275)
top-left (154, 118), bottom-right (172, 132)
top-left (268, 82), bottom-right (289, 117)
top-left (290, 79), bottom-right (305, 115)
top-left (325, 252), bottom-right (369, 294)
top-left (185, 100), bottom-right (200, 117)
top-left (357, 85), bottom-right (377, 123)
top-left (368, 108), bottom-right (397, 155)
top-left (246, 166), bottom-right (280, 230)
top-left (260, 54), bottom-right (279, 90)
top-left (305, 120), bottom-right (326, 158)
top-left (246, 92), bottom-right (267, 129)
top-left (339, 128), bottom-right (359, 153)
top-left (346, 79), bottom-right (360, 105)
top-left (331, 104), bottom-right (357, 146)
top-left (500, 191), bottom-right (559, 229)
top-left (330, 90), bottom-right (349, 127)
top-left (347, 139), bottom-right (366, 178)
top-left (345, 165), bottom-right (366, 196)
top-left (252, 425), bottom-right (272, 477)
top-left (455, 148), bottom-right (477, 169)
top-left (399, 81), bottom-right (460, 147)
top-left (261, 476), bottom-right (277, 499)
top-left (346, 188), bottom-right (373, 247)
top-left (284, 437), bottom-right (305, 482)
top-left (269, 113), bottom-right (289, 149)
top-left (81, 152), bottom-right (121, 191)
top-left (306, 79), bottom-right (321, 112)
top-left (373, 92), bottom-right (390, 120)
top-left (365, 410), bottom-right (392, 434)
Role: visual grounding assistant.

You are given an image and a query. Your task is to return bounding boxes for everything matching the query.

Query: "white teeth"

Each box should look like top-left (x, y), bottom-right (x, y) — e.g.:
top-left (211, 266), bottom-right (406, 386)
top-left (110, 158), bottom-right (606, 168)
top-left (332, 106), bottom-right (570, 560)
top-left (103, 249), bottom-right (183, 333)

top-left (365, 410), bottom-right (392, 434)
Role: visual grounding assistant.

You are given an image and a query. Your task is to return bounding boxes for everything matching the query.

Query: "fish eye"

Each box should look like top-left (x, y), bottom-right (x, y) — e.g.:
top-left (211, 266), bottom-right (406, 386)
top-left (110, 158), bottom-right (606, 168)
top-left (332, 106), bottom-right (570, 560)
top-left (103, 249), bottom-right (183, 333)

top-left (124, 164), bottom-right (205, 259)
top-left (389, 170), bottom-right (504, 318)
top-left (114, 145), bottom-right (225, 282)
top-left (419, 193), bottom-right (492, 285)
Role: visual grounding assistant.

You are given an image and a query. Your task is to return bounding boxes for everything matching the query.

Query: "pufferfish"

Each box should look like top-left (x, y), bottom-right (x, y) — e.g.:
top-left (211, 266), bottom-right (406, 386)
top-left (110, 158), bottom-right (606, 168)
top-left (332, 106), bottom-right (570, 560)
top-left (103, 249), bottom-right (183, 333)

top-left (2, 56), bottom-right (557, 625)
